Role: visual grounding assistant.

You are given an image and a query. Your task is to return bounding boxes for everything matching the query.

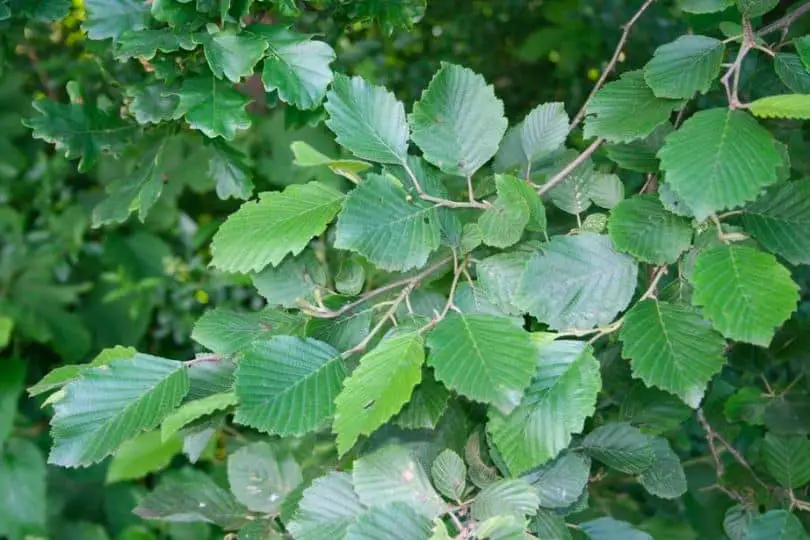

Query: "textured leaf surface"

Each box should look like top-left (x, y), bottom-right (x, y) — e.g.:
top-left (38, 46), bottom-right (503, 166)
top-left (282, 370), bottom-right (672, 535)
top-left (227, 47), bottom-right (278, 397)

top-left (531, 509), bottom-right (573, 539)
top-left (426, 313), bottom-right (536, 414)
top-left (523, 451), bottom-right (591, 509)
top-left (515, 233), bottom-right (638, 330)
top-left (637, 437), bottom-right (687, 499)
top-left (478, 174), bottom-right (530, 248)
top-left (471, 479), bottom-right (540, 521)
top-left (476, 243), bottom-right (537, 316)
top-left (742, 181), bottom-right (810, 265)
top-left (620, 300), bottom-right (726, 408)
top-left (488, 340), bottom-right (601, 474)
top-left (287, 472), bottom-right (364, 540)
top-left (409, 63), bottom-right (507, 176)
top-left (608, 195), bottom-right (693, 264)
top-left (211, 182), bottom-right (344, 273)
top-left (394, 372), bottom-right (449, 430)
top-left (764, 434), bottom-right (810, 489)
top-left (161, 392), bottom-right (238, 441)
top-left (197, 28), bottom-right (267, 83)
top-left (604, 123), bottom-right (672, 173)
top-left (743, 510), bottom-right (808, 540)
top-left (353, 445), bottom-right (445, 517)
top-left (584, 71), bottom-right (682, 142)
top-left (50, 354), bottom-right (189, 467)
top-left (0, 439), bottom-right (46, 540)
top-left (228, 442), bottom-right (302, 513)
top-left (251, 250), bottom-right (327, 308)
top-left (495, 102), bottom-right (569, 172)
top-left (346, 503), bottom-right (433, 540)
top-left (84, 0), bottom-right (148, 40)
top-left (581, 422), bottom-right (655, 474)
top-left (335, 173), bottom-right (440, 271)
top-left (333, 333), bottom-right (424, 455)
top-left (126, 83), bottom-right (181, 125)
top-left (325, 74), bottom-right (409, 163)
top-left (657, 108), bottom-right (782, 220)
top-left (691, 244), bottom-right (798, 346)
top-left (208, 142), bottom-right (253, 200)
top-left (172, 75), bottom-right (251, 140)
top-left (192, 307), bottom-right (306, 355)
top-left (431, 449), bottom-right (466, 502)
top-left (106, 430), bottom-right (182, 484)
top-left (235, 337), bottom-right (346, 436)
top-left (581, 517), bottom-right (653, 539)
top-left (644, 35), bottom-right (725, 98)
top-left (114, 29), bottom-right (196, 61)
top-left (749, 95), bottom-right (810, 119)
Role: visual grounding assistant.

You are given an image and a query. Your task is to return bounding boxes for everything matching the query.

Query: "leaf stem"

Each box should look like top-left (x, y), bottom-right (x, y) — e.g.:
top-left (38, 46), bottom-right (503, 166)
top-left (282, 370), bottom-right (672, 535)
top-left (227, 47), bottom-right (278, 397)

top-left (721, 18), bottom-right (755, 109)
top-left (403, 161), bottom-right (489, 209)
top-left (536, 138), bottom-right (604, 196)
top-left (640, 266), bottom-right (668, 300)
top-left (341, 285), bottom-right (413, 358)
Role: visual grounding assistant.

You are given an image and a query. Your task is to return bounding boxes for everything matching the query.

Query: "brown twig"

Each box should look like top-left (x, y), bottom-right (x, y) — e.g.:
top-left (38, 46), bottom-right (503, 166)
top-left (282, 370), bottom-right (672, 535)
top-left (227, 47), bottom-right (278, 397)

top-left (721, 19), bottom-right (755, 109)
top-left (403, 162), bottom-right (489, 209)
top-left (536, 138), bottom-right (604, 196)
top-left (569, 0), bottom-right (658, 130)
top-left (341, 285), bottom-right (413, 358)
top-left (757, 2), bottom-right (810, 39)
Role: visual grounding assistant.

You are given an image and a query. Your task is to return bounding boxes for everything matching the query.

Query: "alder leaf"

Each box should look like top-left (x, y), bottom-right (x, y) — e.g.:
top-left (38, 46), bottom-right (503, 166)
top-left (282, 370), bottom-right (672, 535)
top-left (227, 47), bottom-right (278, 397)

top-left (334, 173), bottom-right (441, 271)
top-left (581, 422), bottom-right (655, 474)
top-left (774, 54), bottom-right (810, 93)
top-left (515, 233), bottom-right (638, 330)
top-left (478, 174), bottom-right (531, 248)
top-left (657, 108), bottom-right (783, 220)
top-left (207, 141), bottom-right (254, 200)
top-left (580, 517), bottom-right (653, 539)
top-left (742, 510), bottom-right (808, 540)
top-left (160, 392), bottom-right (238, 441)
top-left (227, 442), bottom-right (302, 513)
top-left (234, 337), bottom-right (346, 437)
top-left (333, 333), bottom-right (425, 455)
top-left (409, 62), bottom-right (507, 176)
top-left (471, 479), bottom-right (540, 521)
top-left (608, 195), bottom-right (693, 264)
top-left (0, 439), bottom-right (46, 540)
top-left (251, 250), bottom-right (327, 308)
top-left (742, 181), bottom-right (810, 265)
top-left (345, 503), bottom-right (433, 540)
top-left (488, 340), bottom-right (601, 475)
top-left (106, 430), bottom-right (182, 484)
top-left (49, 354), bottom-right (189, 467)
top-left (171, 74), bottom-right (252, 140)
top-left (749, 94), bottom-right (810, 120)
top-left (476, 242), bottom-right (538, 316)
top-left (763, 434), bottom-right (810, 489)
top-left (637, 437), bottom-right (687, 499)
top-left (691, 244), bottom-right (799, 346)
top-left (431, 449), bottom-right (466, 502)
top-left (287, 472), bottom-right (364, 540)
top-left (211, 182), bottom-right (344, 273)
top-left (643, 35), bottom-right (725, 99)
top-left (426, 313), bottom-right (536, 414)
top-left (495, 102), bottom-right (569, 173)
top-left (523, 451), bottom-right (591, 508)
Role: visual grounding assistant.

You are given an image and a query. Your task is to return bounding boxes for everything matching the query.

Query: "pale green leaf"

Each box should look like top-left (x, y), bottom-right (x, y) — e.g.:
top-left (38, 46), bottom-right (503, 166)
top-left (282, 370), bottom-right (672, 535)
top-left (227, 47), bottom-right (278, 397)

top-left (608, 195), bottom-right (693, 264)
top-left (478, 174), bottom-right (531, 248)
top-left (476, 242), bottom-right (538, 316)
top-left (764, 434), bottom-right (810, 489)
top-left (725, 505), bottom-right (756, 540)
top-left (126, 83), bottom-right (181, 125)
top-left (523, 451), bottom-right (591, 509)
top-left (161, 392), bottom-right (238, 441)
top-left (657, 108), bottom-right (783, 220)
top-left (211, 182), bottom-right (344, 273)
top-left (736, 0), bottom-right (779, 17)
top-left (584, 71), bottom-right (683, 143)
top-left (49, 354), bottom-right (189, 467)
top-left (28, 346), bottom-right (136, 397)
top-left (644, 35), bottom-right (725, 99)
top-left (743, 510), bottom-right (809, 540)
top-left (637, 437), bottom-right (687, 499)
top-left (192, 307), bottom-right (306, 355)
top-left (691, 244), bottom-right (799, 346)
top-left (581, 517), bottom-right (653, 540)
top-left (346, 503), bottom-right (433, 540)
top-left (409, 62), bottom-right (507, 176)
top-left (488, 340), bottom-right (601, 475)
top-left (678, 0), bottom-right (733, 13)
top-left (495, 102), bottom-right (569, 173)
top-left (581, 422), bottom-right (655, 474)
top-left (114, 29), bottom-right (196, 61)
top-left (208, 141), bottom-right (254, 200)
top-left (742, 181), bottom-right (810, 265)
top-left (172, 75), bottom-right (251, 140)
top-left (589, 173), bottom-right (625, 210)
top-left (106, 430), bottom-right (182, 484)
top-left (324, 74), bottom-right (409, 164)
top-left (287, 472), bottom-right (364, 540)
top-left (251, 250), bottom-right (327, 309)
top-left (0, 439), bottom-right (46, 540)
top-left (426, 313), bottom-right (536, 414)
top-left (334, 173), bottom-right (441, 271)
top-left (353, 445), bottom-right (445, 517)
top-left (333, 333), bottom-right (424, 455)
top-left (515, 233), bottom-right (638, 331)
top-left (620, 300), bottom-right (726, 408)
top-left (196, 28), bottom-right (267, 83)
top-left (749, 94), bottom-right (810, 119)
top-left (235, 337), bottom-right (346, 436)
top-left (472, 479), bottom-right (540, 521)
top-left (431, 449), bottom-right (466, 502)
top-left (306, 297), bottom-right (372, 353)
top-left (775, 54), bottom-right (810, 93)
top-left (545, 153), bottom-right (595, 215)
top-left (84, 0), bottom-right (148, 41)
top-left (228, 442), bottom-right (302, 513)
top-left (291, 141), bottom-right (372, 182)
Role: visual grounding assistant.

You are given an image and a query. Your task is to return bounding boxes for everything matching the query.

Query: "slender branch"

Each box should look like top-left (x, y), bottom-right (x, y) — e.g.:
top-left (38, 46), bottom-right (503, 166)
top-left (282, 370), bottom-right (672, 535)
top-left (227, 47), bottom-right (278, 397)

top-left (185, 354), bottom-right (223, 366)
top-left (569, 0), bottom-right (658, 130)
top-left (536, 138), bottom-right (604, 195)
top-left (439, 253), bottom-right (466, 319)
top-left (403, 161), bottom-right (489, 209)
top-left (640, 266), bottom-right (668, 300)
top-left (757, 2), bottom-right (810, 38)
top-left (721, 19), bottom-right (755, 109)
top-left (341, 285), bottom-right (412, 358)
top-left (698, 409), bottom-right (771, 491)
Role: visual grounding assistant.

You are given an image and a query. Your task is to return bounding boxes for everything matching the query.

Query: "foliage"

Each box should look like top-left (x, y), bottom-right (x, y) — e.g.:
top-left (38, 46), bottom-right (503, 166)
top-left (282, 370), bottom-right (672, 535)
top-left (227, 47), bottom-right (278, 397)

top-left (4, 0), bottom-right (810, 539)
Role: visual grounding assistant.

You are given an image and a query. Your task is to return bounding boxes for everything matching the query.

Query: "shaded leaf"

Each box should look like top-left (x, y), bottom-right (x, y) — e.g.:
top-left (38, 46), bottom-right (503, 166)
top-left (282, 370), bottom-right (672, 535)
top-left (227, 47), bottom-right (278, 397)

top-left (228, 442), bottom-right (302, 513)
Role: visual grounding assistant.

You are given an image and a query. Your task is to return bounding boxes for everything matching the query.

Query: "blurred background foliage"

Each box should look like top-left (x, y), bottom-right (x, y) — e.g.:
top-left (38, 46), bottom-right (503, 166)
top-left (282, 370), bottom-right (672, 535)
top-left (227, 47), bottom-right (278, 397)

top-left (2, 0), bottom-right (810, 538)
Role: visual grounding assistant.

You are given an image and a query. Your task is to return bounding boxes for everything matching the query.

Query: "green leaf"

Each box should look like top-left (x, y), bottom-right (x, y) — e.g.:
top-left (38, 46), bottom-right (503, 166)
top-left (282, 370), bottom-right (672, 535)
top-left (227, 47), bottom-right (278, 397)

top-left (523, 451), bottom-right (591, 509)
top-left (488, 340), bottom-right (601, 475)
top-left (251, 250), bottom-right (327, 308)
top-left (228, 442), bottom-right (302, 513)
top-left (324, 74), bottom-right (409, 164)
top-left (208, 142), bottom-right (254, 200)
top-left (351, 0), bottom-right (426, 34)
top-left (211, 182), bottom-right (344, 273)
top-left (637, 437), bottom-right (687, 499)
top-left (135, 469), bottom-right (250, 530)
top-left (114, 29), bottom-right (196, 61)
top-left (6, 0), bottom-right (71, 20)
top-left (736, 0), bottom-right (779, 17)
top-left (472, 479), bottom-right (540, 521)
top-left (515, 233), bottom-right (638, 330)
top-left (192, 308), bottom-right (305, 355)
top-left (725, 505), bottom-right (756, 540)
top-left (608, 195), bottom-right (693, 264)
top-left (291, 141), bottom-right (372, 182)
top-left (161, 392), bottom-right (238, 441)
top-left (28, 346), bottom-right (136, 397)
top-left (306, 298), bottom-right (372, 353)
top-left (725, 387), bottom-right (769, 425)
top-left (589, 173), bottom-right (625, 210)
top-left (172, 75), bottom-right (251, 140)
top-left (494, 102), bottom-right (569, 173)
top-left (249, 25), bottom-right (335, 110)
top-left (394, 371), bottom-right (450, 430)
top-left (476, 243), bottom-right (537, 316)
top-left (643, 35), bottom-right (725, 99)
top-left (106, 430), bottom-right (182, 484)
top-left (581, 422), bottom-right (655, 474)
top-left (749, 95), bottom-right (810, 119)
top-left (797, 35), bottom-right (810, 71)
top-left (545, 155), bottom-right (596, 215)
top-left (287, 472), bottom-right (364, 540)
top-left (126, 83), bottom-right (181, 125)
top-left (150, 0), bottom-right (206, 27)
top-left (84, 0), bottom-right (149, 41)
top-left (678, 0), bottom-right (733, 13)
top-left (657, 108), bottom-right (783, 220)
top-left (775, 54), bottom-right (810, 93)
top-left (426, 313), bottom-right (536, 414)
top-left (352, 445), bottom-right (445, 517)
top-left (235, 337), bottom-right (346, 436)
top-left (743, 510), bottom-right (808, 540)
top-left (409, 62), bottom-right (507, 177)
top-left (49, 354), bottom-right (189, 467)
top-left (478, 174), bottom-right (531, 248)
top-left (334, 173), bottom-right (441, 271)
top-left (0, 439), bottom-right (46, 540)
top-left (620, 300), bottom-right (726, 408)
top-left (431, 449), bottom-right (466, 502)
top-left (581, 517), bottom-right (653, 540)
top-left (530, 509), bottom-right (573, 539)
top-left (742, 181), bottom-right (810, 265)
top-left (25, 98), bottom-right (131, 172)
top-left (763, 434), bottom-right (810, 489)
top-left (0, 316), bottom-right (12, 349)
top-left (584, 70), bottom-right (683, 143)
top-left (619, 384), bottom-right (692, 435)
top-left (333, 333), bottom-right (424, 455)
top-left (605, 123), bottom-right (672, 173)
top-left (0, 358), bottom-right (25, 445)
top-left (196, 28), bottom-right (267, 83)
top-left (346, 503), bottom-right (433, 540)
top-left (691, 244), bottom-right (799, 346)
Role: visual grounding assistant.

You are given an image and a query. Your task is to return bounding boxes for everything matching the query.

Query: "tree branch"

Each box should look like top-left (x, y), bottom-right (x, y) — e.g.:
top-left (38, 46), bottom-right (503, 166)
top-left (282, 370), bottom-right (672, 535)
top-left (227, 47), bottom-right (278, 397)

top-left (569, 0), bottom-right (658, 131)
top-left (536, 138), bottom-right (604, 195)
top-left (757, 2), bottom-right (810, 38)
